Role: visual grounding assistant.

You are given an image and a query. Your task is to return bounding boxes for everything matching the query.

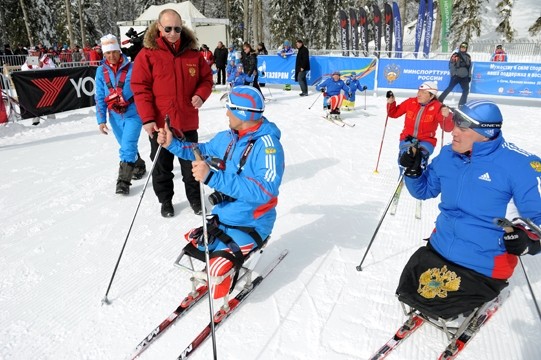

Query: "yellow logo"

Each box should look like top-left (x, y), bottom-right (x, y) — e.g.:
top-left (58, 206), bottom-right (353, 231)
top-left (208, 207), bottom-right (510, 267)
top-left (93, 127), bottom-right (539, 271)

top-left (530, 161), bottom-right (541, 172)
top-left (189, 67), bottom-right (196, 77)
top-left (384, 64), bottom-right (401, 84)
top-left (265, 147), bottom-right (276, 155)
top-left (417, 265), bottom-right (461, 299)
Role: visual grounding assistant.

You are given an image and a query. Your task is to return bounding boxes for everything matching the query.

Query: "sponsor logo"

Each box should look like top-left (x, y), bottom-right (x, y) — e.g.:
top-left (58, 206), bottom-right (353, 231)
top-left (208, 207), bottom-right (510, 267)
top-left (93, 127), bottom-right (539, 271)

top-left (530, 161), bottom-right (541, 172)
top-left (31, 76), bottom-right (69, 108)
top-left (418, 265), bottom-right (461, 299)
top-left (384, 64), bottom-right (401, 84)
top-left (478, 172), bottom-right (491, 182)
top-left (265, 147), bottom-right (276, 155)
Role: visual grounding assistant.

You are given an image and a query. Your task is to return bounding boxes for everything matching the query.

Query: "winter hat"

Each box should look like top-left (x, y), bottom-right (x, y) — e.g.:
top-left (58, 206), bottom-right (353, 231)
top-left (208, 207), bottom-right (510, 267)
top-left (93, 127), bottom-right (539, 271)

top-left (100, 34), bottom-right (121, 53)
top-left (418, 81), bottom-right (438, 95)
top-left (332, 71), bottom-right (341, 76)
top-left (228, 44), bottom-right (234, 49)
top-left (460, 41), bottom-right (468, 49)
top-left (226, 85), bottom-right (265, 121)
top-left (283, 40), bottom-right (291, 47)
top-left (454, 100), bottom-right (503, 139)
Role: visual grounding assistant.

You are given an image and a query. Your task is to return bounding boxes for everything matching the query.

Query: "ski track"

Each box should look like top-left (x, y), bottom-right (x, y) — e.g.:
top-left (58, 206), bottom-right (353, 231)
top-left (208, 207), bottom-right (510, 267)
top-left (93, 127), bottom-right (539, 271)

top-left (1, 87), bottom-right (540, 359)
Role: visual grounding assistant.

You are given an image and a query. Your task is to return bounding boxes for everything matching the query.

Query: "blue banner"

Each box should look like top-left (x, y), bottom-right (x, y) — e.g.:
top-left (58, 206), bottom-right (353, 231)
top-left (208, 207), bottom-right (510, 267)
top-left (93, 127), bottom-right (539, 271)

top-left (377, 58), bottom-right (460, 91)
top-left (393, 1), bottom-right (403, 58)
top-left (414, 0), bottom-right (425, 58)
top-left (257, 55), bottom-right (376, 90)
top-left (423, 0), bottom-right (433, 58)
top-left (472, 62), bottom-right (541, 98)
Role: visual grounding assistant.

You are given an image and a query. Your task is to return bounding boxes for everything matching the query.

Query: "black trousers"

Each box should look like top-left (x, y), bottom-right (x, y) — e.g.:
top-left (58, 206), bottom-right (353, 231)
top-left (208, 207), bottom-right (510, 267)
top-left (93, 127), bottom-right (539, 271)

top-left (438, 76), bottom-right (470, 106)
top-left (297, 70), bottom-right (308, 94)
top-left (148, 130), bottom-right (200, 205)
top-left (216, 66), bottom-right (226, 85)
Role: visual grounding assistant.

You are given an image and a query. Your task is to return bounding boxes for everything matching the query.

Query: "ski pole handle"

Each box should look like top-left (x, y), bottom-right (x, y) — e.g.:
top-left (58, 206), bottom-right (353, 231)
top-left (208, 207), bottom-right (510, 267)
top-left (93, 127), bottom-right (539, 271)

top-left (493, 217), bottom-right (514, 233)
top-left (193, 146), bottom-right (203, 161)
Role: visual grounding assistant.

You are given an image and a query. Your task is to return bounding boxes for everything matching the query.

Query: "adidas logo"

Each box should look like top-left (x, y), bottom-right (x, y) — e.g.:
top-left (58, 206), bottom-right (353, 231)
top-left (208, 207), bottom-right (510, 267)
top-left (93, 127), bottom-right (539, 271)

top-left (479, 172), bottom-right (491, 182)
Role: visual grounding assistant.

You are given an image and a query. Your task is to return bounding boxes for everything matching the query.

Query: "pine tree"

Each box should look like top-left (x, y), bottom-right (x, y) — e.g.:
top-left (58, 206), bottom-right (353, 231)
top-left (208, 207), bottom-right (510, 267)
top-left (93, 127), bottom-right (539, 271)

top-left (495, 0), bottom-right (515, 42)
top-left (529, 16), bottom-right (541, 36)
top-left (449, 0), bottom-right (486, 46)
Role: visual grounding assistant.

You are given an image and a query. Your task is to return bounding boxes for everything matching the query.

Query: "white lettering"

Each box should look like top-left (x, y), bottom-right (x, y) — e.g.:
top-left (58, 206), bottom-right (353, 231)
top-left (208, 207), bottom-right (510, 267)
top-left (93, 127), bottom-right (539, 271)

top-left (70, 76), bottom-right (96, 98)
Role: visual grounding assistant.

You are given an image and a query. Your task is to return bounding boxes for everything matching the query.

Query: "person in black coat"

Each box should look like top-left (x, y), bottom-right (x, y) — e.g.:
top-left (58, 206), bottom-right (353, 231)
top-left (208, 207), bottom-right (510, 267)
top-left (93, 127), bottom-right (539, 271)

top-left (213, 41), bottom-right (228, 85)
top-left (241, 42), bottom-right (263, 98)
top-left (295, 39), bottom-right (310, 96)
top-left (438, 41), bottom-right (472, 106)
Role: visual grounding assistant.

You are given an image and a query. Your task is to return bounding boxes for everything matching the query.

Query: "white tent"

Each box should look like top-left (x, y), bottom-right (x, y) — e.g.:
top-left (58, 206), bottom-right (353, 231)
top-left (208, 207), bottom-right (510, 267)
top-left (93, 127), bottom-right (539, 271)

top-left (117, 1), bottom-right (229, 50)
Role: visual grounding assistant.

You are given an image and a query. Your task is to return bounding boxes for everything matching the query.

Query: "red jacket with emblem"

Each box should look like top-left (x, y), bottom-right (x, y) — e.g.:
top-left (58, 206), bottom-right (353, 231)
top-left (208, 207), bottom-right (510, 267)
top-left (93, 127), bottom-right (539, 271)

top-left (131, 22), bottom-right (213, 132)
top-left (387, 97), bottom-right (453, 147)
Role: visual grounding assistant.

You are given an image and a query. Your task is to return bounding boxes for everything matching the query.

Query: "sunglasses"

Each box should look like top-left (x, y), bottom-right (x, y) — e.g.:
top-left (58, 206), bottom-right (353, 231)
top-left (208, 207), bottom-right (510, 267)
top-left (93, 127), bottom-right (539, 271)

top-left (160, 23), bottom-right (181, 33)
top-left (452, 107), bottom-right (502, 130)
top-left (226, 92), bottom-right (264, 113)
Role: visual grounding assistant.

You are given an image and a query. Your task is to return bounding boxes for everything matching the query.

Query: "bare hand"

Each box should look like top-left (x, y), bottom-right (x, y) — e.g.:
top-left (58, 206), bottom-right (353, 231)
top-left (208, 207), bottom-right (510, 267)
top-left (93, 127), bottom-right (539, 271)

top-left (386, 96), bottom-right (395, 104)
top-left (441, 106), bottom-right (450, 117)
top-left (98, 123), bottom-right (109, 135)
top-left (143, 122), bottom-right (158, 137)
top-left (192, 160), bottom-right (210, 182)
top-left (191, 95), bottom-right (203, 109)
top-left (157, 122), bottom-right (173, 148)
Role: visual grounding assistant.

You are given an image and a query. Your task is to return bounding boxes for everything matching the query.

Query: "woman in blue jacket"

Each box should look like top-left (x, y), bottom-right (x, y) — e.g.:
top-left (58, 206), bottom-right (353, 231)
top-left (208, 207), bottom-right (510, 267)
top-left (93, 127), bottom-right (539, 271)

top-left (396, 99), bottom-right (541, 319)
top-left (156, 86), bottom-right (285, 300)
top-left (95, 34), bottom-right (145, 195)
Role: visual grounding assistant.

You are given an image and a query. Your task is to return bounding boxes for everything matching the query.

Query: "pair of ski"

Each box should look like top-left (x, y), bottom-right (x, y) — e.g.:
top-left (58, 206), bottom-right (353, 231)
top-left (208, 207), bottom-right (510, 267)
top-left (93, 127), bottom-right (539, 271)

top-left (322, 115), bottom-right (355, 127)
top-left (389, 178), bottom-right (422, 219)
top-left (370, 293), bottom-right (507, 359)
top-left (129, 249), bottom-right (288, 359)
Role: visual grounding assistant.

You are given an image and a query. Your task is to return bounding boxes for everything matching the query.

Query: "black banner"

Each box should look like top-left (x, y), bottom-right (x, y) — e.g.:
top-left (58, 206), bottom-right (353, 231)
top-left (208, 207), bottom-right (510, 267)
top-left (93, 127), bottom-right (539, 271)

top-left (339, 10), bottom-right (350, 57)
top-left (373, 4), bottom-right (382, 58)
top-left (349, 8), bottom-right (359, 57)
top-left (11, 66), bottom-right (97, 119)
top-left (384, 2), bottom-right (394, 58)
top-left (359, 7), bottom-right (369, 57)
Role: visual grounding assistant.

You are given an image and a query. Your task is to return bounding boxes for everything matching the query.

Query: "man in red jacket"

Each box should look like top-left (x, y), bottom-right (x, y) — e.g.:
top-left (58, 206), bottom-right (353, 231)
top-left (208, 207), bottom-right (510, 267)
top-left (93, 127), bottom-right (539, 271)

top-left (386, 81), bottom-right (454, 175)
top-left (131, 9), bottom-right (213, 217)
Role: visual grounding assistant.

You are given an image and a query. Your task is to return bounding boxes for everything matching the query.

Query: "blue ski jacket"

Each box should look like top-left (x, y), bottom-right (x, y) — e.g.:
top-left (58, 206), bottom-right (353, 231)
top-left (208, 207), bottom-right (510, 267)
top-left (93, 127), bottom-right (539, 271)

top-left (405, 134), bottom-right (541, 279)
top-left (345, 77), bottom-right (367, 101)
top-left (166, 118), bottom-right (285, 238)
top-left (316, 78), bottom-right (350, 97)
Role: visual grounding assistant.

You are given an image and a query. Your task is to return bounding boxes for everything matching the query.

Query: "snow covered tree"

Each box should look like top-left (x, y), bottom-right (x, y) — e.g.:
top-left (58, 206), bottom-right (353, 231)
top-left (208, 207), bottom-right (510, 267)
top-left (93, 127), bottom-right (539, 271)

top-left (529, 16), bottom-right (541, 36)
top-left (495, 0), bottom-right (515, 42)
top-left (449, 0), bottom-right (486, 46)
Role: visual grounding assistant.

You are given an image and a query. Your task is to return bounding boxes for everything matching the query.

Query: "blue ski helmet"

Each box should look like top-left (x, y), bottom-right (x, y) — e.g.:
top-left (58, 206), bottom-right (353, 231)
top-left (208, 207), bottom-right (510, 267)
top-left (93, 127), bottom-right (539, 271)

top-left (226, 86), bottom-right (265, 121)
top-left (454, 100), bottom-right (503, 139)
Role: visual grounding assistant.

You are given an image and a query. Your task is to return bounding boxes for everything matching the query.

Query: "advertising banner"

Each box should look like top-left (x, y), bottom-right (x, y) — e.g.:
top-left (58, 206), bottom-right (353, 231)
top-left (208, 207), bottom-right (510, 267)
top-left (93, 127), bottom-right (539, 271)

top-left (11, 66), bottom-right (97, 119)
top-left (384, 2), bottom-right (394, 58)
top-left (423, 0), bottom-right (434, 57)
top-left (393, 1), bottom-right (403, 58)
top-left (359, 7), bottom-right (369, 57)
top-left (349, 8), bottom-right (359, 57)
top-left (339, 10), bottom-right (350, 57)
top-left (472, 62), bottom-right (541, 99)
top-left (414, 0), bottom-right (426, 58)
top-left (373, 4), bottom-right (382, 58)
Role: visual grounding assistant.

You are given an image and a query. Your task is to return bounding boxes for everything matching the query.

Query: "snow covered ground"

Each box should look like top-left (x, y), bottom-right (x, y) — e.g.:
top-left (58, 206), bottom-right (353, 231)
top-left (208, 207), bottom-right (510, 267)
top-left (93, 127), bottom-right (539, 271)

top-left (1, 86), bottom-right (541, 360)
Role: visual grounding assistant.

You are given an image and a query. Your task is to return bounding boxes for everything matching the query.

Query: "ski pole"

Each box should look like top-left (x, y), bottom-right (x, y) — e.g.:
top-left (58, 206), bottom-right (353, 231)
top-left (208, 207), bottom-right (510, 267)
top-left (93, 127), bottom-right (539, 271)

top-left (374, 110), bottom-right (390, 174)
top-left (193, 145), bottom-right (219, 359)
top-left (267, 86), bottom-right (272, 98)
top-left (494, 218), bottom-right (541, 322)
top-left (364, 88), bottom-right (367, 110)
top-left (102, 143), bottom-right (162, 305)
top-left (308, 92), bottom-right (322, 109)
top-left (356, 173), bottom-right (405, 271)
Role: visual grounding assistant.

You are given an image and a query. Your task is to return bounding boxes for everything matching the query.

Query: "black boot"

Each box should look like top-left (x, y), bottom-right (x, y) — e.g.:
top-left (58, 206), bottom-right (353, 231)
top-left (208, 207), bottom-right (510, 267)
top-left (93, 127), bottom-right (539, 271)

top-left (132, 153), bottom-right (146, 180)
top-left (161, 199), bottom-right (174, 217)
top-left (116, 162), bottom-right (135, 195)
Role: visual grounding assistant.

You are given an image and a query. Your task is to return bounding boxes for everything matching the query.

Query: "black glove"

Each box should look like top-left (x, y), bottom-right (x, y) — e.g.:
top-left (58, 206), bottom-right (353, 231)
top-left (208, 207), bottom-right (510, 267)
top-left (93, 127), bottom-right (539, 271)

top-left (348, 92), bottom-right (352, 98)
top-left (399, 146), bottom-right (423, 178)
top-left (362, 85), bottom-right (368, 91)
top-left (503, 224), bottom-right (541, 256)
top-left (386, 90), bottom-right (394, 99)
top-left (320, 88), bottom-right (326, 93)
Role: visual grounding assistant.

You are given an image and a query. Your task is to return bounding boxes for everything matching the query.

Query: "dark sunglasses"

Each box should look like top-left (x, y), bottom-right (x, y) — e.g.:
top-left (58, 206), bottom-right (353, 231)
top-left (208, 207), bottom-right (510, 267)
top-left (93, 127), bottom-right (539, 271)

top-left (452, 107), bottom-right (502, 129)
top-left (160, 23), bottom-right (181, 33)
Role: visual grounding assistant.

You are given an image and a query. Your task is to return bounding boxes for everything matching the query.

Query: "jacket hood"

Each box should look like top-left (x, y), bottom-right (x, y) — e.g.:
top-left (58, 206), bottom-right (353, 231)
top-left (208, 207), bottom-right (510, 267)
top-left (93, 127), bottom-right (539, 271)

top-left (143, 22), bottom-right (199, 51)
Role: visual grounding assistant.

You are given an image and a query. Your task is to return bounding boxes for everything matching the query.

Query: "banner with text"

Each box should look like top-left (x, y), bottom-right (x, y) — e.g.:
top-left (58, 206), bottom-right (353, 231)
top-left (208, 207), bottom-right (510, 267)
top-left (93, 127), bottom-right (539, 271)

top-left (257, 55), bottom-right (376, 90)
top-left (11, 66), bottom-right (97, 119)
top-left (472, 62), bottom-right (541, 98)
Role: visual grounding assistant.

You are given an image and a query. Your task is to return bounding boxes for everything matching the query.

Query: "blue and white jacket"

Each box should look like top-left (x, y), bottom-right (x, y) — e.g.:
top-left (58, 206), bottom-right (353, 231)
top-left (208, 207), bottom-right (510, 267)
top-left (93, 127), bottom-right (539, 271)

top-left (405, 134), bottom-right (541, 279)
top-left (166, 118), bottom-right (285, 238)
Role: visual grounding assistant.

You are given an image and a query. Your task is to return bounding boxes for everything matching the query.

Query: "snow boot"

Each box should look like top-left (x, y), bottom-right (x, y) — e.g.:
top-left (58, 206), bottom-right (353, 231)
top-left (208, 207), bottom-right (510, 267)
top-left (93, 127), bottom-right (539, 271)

top-left (116, 161), bottom-right (134, 195)
top-left (132, 153), bottom-right (146, 180)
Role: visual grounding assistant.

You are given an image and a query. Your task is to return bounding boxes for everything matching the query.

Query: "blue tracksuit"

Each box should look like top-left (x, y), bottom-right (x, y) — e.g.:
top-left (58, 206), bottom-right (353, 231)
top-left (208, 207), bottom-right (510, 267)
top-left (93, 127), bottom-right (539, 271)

top-left (316, 78), bottom-right (350, 108)
top-left (95, 54), bottom-right (142, 163)
top-left (227, 71), bottom-right (254, 87)
top-left (166, 118), bottom-right (285, 245)
top-left (345, 77), bottom-right (367, 102)
top-left (404, 133), bottom-right (541, 279)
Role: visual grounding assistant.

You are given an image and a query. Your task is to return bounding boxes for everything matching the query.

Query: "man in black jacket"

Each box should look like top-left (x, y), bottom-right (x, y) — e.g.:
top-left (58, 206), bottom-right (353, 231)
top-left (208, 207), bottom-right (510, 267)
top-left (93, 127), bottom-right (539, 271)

top-left (295, 39), bottom-right (310, 96)
top-left (213, 41), bottom-right (228, 85)
top-left (438, 41), bottom-right (472, 106)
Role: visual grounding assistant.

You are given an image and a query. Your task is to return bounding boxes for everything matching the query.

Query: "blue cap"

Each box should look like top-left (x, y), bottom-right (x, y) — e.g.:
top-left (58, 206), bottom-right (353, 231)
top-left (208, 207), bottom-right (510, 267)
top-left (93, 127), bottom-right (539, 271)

top-left (226, 86), bottom-right (265, 121)
top-left (284, 40), bottom-right (290, 46)
top-left (457, 100), bottom-right (503, 138)
top-left (228, 44), bottom-right (234, 49)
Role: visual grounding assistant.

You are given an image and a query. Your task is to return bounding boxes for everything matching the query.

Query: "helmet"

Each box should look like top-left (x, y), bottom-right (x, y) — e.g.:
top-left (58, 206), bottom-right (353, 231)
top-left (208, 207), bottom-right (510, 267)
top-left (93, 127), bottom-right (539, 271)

top-left (455, 100), bottom-right (503, 139)
top-left (418, 81), bottom-right (438, 95)
top-left (226, 86), bottom-right (265, 121)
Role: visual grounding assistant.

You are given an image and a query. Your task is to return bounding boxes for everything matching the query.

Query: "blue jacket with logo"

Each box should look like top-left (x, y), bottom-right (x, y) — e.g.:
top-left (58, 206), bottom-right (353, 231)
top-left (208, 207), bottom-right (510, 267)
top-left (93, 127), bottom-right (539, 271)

top-left (166, 118), bottom-right (285, 238)
top-left (315, 78), bottom-right (350, 97)
top-left (405, 134), bottom-right (541, 279)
